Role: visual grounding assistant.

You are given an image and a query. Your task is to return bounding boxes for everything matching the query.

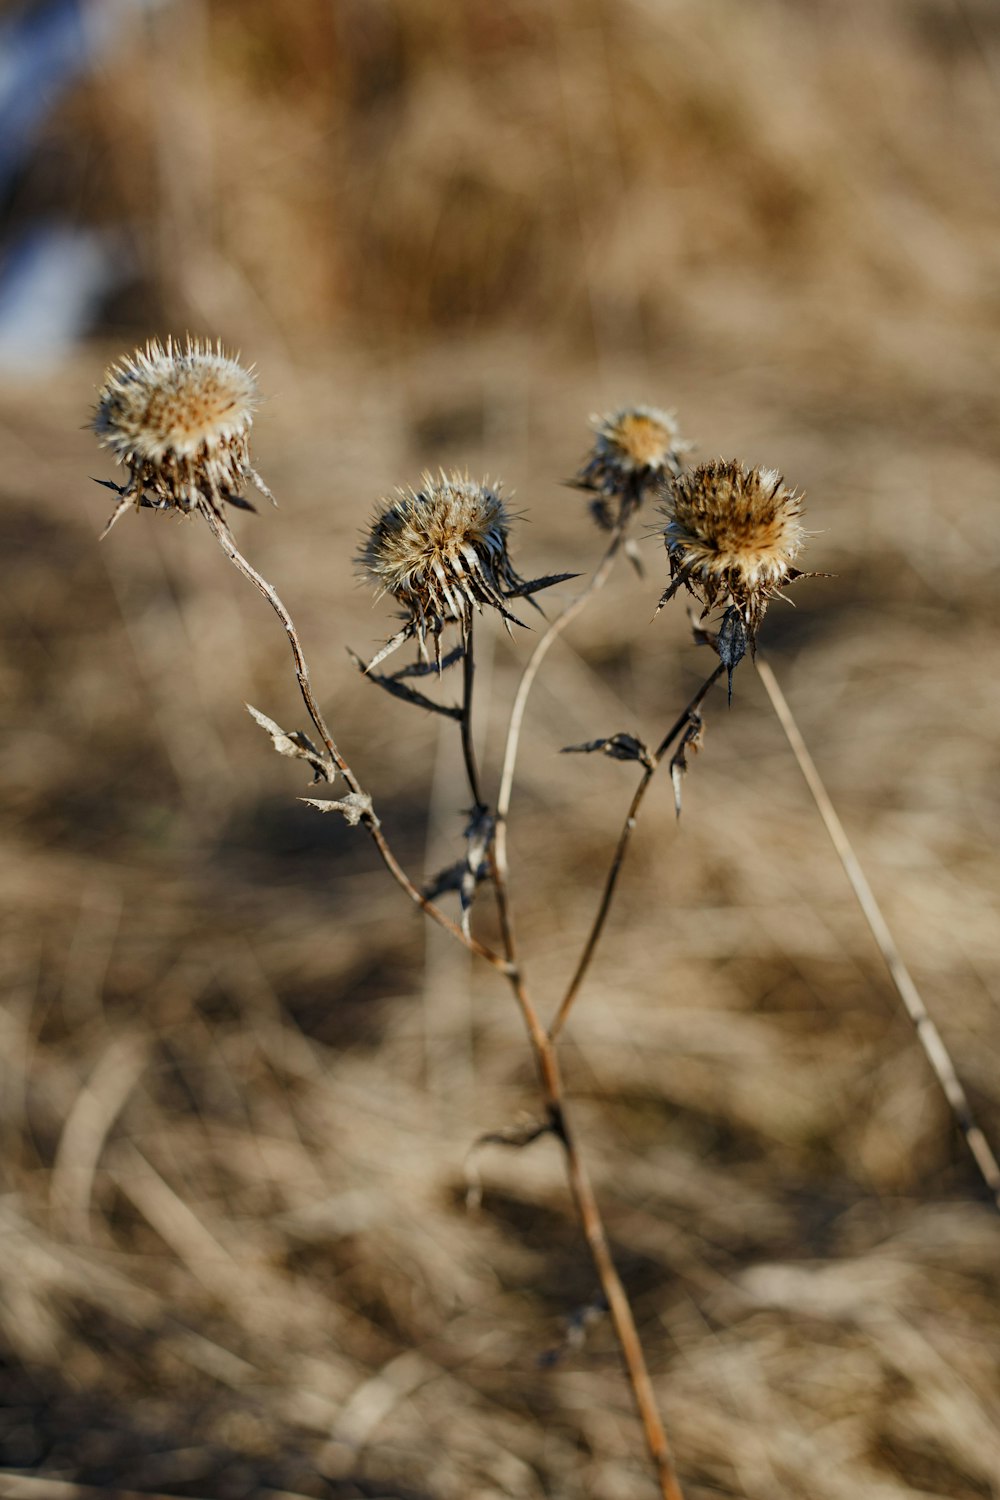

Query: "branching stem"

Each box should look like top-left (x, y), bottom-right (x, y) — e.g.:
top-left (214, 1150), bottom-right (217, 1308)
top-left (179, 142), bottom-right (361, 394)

top-left (494, 526), bottom-right (624, 898)
top-left (202, 507), bottom-right (506, 972)
top-left (507, 978), bottom-right (685, 1500)
top-left (550, 662), bottom-right (725, 1042)
top-left (209, 505), bottom-right (686, 1497)
top-left (460, 614), bottom-right (686, 1500)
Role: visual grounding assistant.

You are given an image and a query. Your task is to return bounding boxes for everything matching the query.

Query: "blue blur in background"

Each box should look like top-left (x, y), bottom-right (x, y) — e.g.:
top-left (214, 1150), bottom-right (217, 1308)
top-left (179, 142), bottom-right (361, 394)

top-left (0, 0), bottom-right (151, 369)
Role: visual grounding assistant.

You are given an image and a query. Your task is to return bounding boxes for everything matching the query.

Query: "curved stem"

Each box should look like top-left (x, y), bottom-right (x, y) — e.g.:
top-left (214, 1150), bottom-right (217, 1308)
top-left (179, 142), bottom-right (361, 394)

top-left (550, 663), bottom-right (725, 1042)
top-left (494, 526), bottom-right (624, 890)
top-left (756, 654), bottom-right (1000, 1212)
top-left (203, 506), bottom-right (506, 972)
top-left (203, 508), bottom-right (344, 772)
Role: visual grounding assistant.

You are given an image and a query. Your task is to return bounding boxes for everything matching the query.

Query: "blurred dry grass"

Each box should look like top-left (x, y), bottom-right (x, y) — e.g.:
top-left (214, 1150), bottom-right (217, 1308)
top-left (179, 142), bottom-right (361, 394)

top-left (3, 1), bottom-right (1000, 1497)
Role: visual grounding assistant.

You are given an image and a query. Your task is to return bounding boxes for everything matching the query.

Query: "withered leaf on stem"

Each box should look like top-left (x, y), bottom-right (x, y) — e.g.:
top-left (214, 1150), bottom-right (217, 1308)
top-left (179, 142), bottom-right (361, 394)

top-left (390, 645), bottom-right (465, 679)
top-left (346, 648), bottom-right (463, 720)
top-left (424, 806), bottom-right (494, 937)
top-left (669, 714), bottom-right (705, 820)
top-left (246, 704), bottom-right (335, 783)
top-left (561, 732), bottom-right (654, 769)
top-left (504, 570), bottom-right (579, 607)
top-left (717, 607), bottom-right (748, 704)
top-left (299, 793), bottom-right (374, 827)
top-left (463, 1114), bottom-right (555, 1212)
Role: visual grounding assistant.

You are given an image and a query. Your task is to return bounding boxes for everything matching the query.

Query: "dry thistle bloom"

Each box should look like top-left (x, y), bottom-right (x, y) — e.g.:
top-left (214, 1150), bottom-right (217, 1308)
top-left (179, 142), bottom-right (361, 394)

top-left (361, 472), bottom-right (556, 666)
top-left (92, 337), bottom-right (271, 533)
top-left (659, 459), bottom-right (806, 689)
top-left (574, 405), bottom-right (690, 528)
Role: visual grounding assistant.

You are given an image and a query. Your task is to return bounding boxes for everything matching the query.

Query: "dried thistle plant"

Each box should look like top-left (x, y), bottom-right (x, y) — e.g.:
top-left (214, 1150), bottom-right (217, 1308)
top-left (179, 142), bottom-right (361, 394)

top-left (92, 337), bottom-right (273, 534)
top-left (87, 348), bottom-right (1000, 1500)
top-left (549, 457), bottom-right (812, 1033)
top-left (573, 405), bottom-right (690, 530)
top-left (360, 473), bottom-right (521, 661)
top-left (657, 459), bottom-right (806, 694)
top-left (359, 471), bottom-right (571, 669)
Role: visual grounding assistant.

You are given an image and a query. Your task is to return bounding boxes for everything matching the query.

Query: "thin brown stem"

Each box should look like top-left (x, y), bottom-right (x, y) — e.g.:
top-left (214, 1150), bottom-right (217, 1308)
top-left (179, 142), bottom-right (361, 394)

top-left (550, 662), bottom-right (725, 1042)
top-left (505, 975), bottom-right (686, 1500)
top-left (456, 603), bottom-right (685, 1500)
top-left (494, 526), bottom-right (624, 892)
top-left (756, 655), bottom-right (1000, 1212)
top-left (202, 506), bottom-right (506, 972)
top-left (203, 507), bottom-right (344, 771)
top-left (213, 507), bottom-right (685, 1495)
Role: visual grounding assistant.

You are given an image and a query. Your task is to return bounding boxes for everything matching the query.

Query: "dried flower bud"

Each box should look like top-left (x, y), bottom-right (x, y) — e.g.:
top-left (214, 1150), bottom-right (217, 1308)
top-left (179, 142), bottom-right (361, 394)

top-left (92, 337), bottom-right (271, 532)
top-left (658, 459), bottom-right (806, 651)
top-left (574, 405), bottom-right (690, 528)
top-left (361, 473), bottom-right (528, 661)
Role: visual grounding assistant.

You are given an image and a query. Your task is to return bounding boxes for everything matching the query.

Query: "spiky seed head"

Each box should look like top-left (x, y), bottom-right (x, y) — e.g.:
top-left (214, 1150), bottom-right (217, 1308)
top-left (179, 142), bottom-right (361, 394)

top-left (659, 459), bottom-right (806, 646)
top-left (92, 337), bottom-right (268, 529)
top-left (574, 405), bottom-right (690, 527)
top-left (361, 473), bottom-right (525, 656)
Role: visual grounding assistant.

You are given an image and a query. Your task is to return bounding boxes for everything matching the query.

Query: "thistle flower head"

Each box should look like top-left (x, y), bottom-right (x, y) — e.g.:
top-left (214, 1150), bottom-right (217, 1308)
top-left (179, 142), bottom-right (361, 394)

top-left (92, 337), bottom-right (270, 531)
top-left (361, 472), bottom-right (527, 661)
top-left (658, 460), bottom-right (806, 674)
top-left (574, 405), bottom-right (690, 528)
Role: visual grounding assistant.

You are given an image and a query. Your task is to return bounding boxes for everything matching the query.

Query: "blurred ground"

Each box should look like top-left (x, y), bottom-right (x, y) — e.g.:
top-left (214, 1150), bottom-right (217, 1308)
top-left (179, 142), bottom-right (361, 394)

top-left (2, 2), bottom-right (1000, 1498)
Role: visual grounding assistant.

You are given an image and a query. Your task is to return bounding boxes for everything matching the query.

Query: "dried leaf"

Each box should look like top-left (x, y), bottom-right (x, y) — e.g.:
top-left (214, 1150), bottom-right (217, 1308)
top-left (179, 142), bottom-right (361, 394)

top-left (390, 645), bottom-right (464, 680)
top-left (670, 756), bottom-right (685, 819)
top-left (463, 1114), bottom-right (554, 1210)
top-left (423, 859), bottom-right (469, 902)
top-left (474, 1117), bottom-right (553, 1152)
top-left (355, 625), bottom-right (419, 675)
top-left (424, 806), bottom-right (494, 937)
top-left (94, 475), bottom-right (174, 537)
top-left (504, 570), bottom-right (579, 600)
top-left (93, 475), bottom-right (172, 513)
top-left (587, 494), bottom-right (616, 531)
top-left (347, 648), bottom-right (462, 720)
top-left (246, 704), bottom-right (335, 783)
top-left (299, 792), bottom-right (374, 827)
top-left (653, 560), bottom-right (694, 618)
top-left (561, 732), bottom-right (653, 769)
top-left (669, 713), bottom-right (705, 819)
top-left (717, 606), bottom-right (748, 704)
top-left (505, 570), bottom-right (580, 619)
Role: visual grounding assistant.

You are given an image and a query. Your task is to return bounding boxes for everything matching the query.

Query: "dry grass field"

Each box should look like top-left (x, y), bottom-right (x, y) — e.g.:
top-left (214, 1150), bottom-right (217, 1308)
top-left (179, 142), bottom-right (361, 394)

top-left (2, 2), bottom-right (1000, 1497)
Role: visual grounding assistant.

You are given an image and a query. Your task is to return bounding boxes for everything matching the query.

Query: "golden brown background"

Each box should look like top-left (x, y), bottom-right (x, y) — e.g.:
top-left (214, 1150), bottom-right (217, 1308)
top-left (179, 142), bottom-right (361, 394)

top-left (2, 2), bottom-right (1000, 1497)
